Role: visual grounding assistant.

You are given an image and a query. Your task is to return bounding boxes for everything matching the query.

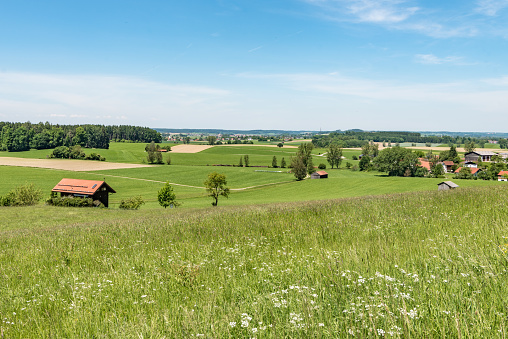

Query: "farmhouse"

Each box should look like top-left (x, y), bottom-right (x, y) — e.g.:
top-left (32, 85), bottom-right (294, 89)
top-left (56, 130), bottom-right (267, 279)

top-left (311, 171), bottom-right (328, 179)
top-left (441, 161), bottom-right (455, 173)
top-left (437, 181), bottom-right (459, 191)
top-left (498, 171), bottom-right (508, 182)
top-left (454, 167), bottom-right (482, 177)
top-left (418, 158), bottom-right (431, 172)
top-left (464, 151), bottom-right (496, 162)
top-left (52, 178), bottom-right (116, 207)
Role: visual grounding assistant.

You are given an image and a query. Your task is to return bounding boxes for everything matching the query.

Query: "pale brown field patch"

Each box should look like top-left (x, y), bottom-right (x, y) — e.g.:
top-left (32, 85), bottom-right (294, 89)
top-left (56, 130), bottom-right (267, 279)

top-left (0, 157), bottom-right (151, 172)
top-left (170, 144), bottom-right (214, 153)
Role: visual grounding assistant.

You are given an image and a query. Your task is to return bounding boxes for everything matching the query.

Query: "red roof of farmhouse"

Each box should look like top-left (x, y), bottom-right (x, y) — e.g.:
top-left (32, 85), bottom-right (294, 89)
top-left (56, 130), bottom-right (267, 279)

top-left (418, 158), bottom-right (431, 171)
top-left (443, 161), bottom-right (454, 166)
top-left (51, 178), bottom-right (116, 195)
top-left (454, 167), bottom-right (481, 174)
top-left (499, 171), bottom-right (508, 176)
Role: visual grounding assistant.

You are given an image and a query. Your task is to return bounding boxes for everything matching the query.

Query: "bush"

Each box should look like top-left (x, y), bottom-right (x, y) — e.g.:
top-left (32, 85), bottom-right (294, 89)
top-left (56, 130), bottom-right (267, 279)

top-left (119, 196), bottom-right (145, 210)
top-left (415, 167), bottom-right (428, 177)
top-left (1, 183), bottom-right (43, 206)
top-left (86, 153), bottom-right (106, 161)
top-left (352, 155), bottom-right (358, 160)
top-left (318, 163), bottom-right (326, 170)
top-left (50, 145), bottom-right (86, 159)
top-left (46, 193), bottom-right (100, 207)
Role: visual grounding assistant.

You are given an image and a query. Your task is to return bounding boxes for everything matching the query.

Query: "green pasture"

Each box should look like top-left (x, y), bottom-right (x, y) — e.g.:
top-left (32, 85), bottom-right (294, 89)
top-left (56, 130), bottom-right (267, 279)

top-left (0, 142), bottom-right (361, 168)
top-left (1, 187), bottom-right (507, 337)
top-left (1, 164), bottom-right (505, 210)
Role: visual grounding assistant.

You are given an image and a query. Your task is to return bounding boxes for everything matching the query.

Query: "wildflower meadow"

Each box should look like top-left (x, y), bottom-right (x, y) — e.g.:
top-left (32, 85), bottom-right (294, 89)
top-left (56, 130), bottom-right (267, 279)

top-left (1, 186), bottom-right (507, 337)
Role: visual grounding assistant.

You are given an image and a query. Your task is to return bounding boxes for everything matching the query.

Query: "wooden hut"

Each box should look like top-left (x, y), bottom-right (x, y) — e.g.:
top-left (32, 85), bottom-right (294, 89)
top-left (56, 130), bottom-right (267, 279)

top-left (311, 171), bottom-right (328, 179)
top-left (52, 178), bottom-right (116, 207)
top-left (437, 181), bottom-right (459, 191)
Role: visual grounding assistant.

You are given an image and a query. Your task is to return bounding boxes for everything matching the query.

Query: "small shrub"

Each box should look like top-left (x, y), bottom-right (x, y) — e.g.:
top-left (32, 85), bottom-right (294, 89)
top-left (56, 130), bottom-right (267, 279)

top-left (119, 196), bottom-right (145, 210)
top-left (318, 163), bottom-right (326, 170)
top-left (46, 193), bottom-right (97, 207)
top-left (1, 183), bottom-right (43, 206)
top-left (352, 155), bottom-right (358, 160)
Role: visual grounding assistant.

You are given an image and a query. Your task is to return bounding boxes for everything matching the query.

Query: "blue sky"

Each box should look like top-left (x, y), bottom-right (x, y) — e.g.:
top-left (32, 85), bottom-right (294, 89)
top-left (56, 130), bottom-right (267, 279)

top-left (1, 0), bottom-right (508, 131)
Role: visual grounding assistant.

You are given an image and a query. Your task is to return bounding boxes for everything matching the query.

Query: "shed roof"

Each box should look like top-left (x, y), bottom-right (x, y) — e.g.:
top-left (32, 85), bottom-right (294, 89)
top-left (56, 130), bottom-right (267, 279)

top-left (437, 181), bottom-right (459, 188)
top-left (52, 178), bottom-right (116, 195)
top-left (442, 161), bottom-right (454, 166)
top-left (316, 171), bottom-right (328, 176)
top-left (498, 171), bottom-right (508, 177)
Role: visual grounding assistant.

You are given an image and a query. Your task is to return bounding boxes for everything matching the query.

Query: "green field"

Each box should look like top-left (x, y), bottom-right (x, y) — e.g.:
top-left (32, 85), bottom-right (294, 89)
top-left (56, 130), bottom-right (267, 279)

top-left (2, 141), bottom-right (508, 337)
top-left (0, 142), bottom-right (505, 210)
top-left (1, 187), bottom-right (507, 337)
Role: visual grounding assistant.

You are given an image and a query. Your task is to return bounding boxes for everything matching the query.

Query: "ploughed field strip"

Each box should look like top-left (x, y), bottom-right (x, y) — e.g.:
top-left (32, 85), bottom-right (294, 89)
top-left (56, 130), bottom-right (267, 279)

top-left (169, 144), bottom-right (213, 153)
top-left (0, 157), bottom-right (151, 171)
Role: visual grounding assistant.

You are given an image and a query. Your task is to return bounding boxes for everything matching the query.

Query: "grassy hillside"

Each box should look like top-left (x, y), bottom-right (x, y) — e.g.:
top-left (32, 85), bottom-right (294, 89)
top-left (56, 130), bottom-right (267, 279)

top-left (1, 187), bottom-right (507, 337)
top-left (1, 165), bottom-right (503, 209)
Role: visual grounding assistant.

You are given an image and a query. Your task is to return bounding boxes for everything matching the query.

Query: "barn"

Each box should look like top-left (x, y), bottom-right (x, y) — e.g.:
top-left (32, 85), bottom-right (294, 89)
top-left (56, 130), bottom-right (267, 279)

top-left (52, 178), bottom-right (116, 207)
top-left (437, 181), bottom-right (459, 191)
top-left (311, 171), bottom-right (328, 179)
top-left (464, 151), bottom-right (496, 162)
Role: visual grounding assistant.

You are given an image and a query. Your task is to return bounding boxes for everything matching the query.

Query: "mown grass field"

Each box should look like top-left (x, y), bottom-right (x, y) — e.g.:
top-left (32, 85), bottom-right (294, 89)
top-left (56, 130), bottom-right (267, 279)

top-left (1, 187), bottom-right (507, 337)
top-left (0, 142), bottom-right (357, 167)
top-left (1, 164), bottom-right (503, 210)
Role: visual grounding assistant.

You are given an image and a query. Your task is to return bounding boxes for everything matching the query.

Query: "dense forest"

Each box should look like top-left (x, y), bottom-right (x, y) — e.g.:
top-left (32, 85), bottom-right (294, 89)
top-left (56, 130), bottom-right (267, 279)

top-left (312, 130), bottom-right (508, 148)
top-left (0, 122), bottom-right (162, 152)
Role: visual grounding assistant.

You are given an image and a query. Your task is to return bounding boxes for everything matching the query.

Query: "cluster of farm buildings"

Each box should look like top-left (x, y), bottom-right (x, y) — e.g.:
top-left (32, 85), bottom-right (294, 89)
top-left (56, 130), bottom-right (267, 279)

top-left (419, 150), bottom-right (508, 181)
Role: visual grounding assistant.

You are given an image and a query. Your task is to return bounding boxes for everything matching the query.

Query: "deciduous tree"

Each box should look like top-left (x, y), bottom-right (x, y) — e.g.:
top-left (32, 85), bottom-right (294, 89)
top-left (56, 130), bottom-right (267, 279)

top-left (326, 142), bottom-right (343, 169)
top-left (204, 172), bottom-right (230, 206)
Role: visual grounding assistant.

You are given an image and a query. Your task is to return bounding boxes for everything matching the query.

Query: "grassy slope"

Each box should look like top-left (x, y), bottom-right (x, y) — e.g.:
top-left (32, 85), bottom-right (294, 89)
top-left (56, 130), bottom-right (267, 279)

top-left (0, 187), bottom-right (507, 337)
top-left (2, 165), bottom-right (503, 209)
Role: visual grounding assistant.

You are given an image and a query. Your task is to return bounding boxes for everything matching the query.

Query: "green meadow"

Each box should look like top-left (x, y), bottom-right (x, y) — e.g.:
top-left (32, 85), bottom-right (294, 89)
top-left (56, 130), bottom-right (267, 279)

top-left (2, 142), bottom-right (508, 337)
top-left (1, 187), bottom-right (508, 337)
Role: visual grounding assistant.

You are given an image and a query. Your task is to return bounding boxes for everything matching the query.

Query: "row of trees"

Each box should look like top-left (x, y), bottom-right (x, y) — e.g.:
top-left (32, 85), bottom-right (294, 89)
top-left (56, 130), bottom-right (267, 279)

top-left (312, 130), bottom-right (507, 149)
top-left (0, 122), bottom-right (162, 152)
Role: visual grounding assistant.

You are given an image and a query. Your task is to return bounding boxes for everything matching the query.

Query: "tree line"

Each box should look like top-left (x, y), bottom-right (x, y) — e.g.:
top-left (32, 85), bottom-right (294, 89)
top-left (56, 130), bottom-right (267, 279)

top-left (312, 130), bottom-right (506, 148)
top-left (0, 122), bottom-right (162, 152)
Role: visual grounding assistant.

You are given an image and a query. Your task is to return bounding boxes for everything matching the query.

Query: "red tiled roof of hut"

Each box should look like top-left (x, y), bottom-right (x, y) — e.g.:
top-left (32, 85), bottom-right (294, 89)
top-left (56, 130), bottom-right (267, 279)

top-left (51, 178), bottom-right (116, 195)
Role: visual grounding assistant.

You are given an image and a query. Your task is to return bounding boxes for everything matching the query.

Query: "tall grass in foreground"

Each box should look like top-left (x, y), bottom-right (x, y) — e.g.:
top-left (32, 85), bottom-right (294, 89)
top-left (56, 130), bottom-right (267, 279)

top-left (1, 187), bottom-right (508, 337)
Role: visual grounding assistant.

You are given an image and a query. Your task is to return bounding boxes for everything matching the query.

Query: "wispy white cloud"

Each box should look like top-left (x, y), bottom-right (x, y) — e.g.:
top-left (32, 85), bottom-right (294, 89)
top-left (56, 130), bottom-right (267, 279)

top-left (414, 54), bottom-right (463, 65)
top-left (475, 0), bottom-right (508, 15)
top-left (305, 0), bottom-right (419, 23)
top-left (248, 46), bottom-right (263, 53)
top-left (346, 0), bottom-right (419, 23)
top-left (303, 0), bottom-right (484, 38)
top-left (236, 71), bottom-right (508, 119)
top-left (0, 72), bottom-right (230, 126)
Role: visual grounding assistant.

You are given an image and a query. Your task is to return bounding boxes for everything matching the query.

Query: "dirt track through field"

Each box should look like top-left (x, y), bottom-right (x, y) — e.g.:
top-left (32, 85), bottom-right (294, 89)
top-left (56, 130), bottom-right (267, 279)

top-left (0, 157), bottom-right (151, 171)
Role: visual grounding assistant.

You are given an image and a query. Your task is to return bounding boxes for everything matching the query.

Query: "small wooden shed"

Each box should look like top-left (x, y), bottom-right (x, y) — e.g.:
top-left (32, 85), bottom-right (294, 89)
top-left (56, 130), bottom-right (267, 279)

top-left (437, 181), bottom-right (459, 191)
top-left (311, 171), bottom-right (328, 179)
top-left (52, 178), bottom-right (116, 207)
